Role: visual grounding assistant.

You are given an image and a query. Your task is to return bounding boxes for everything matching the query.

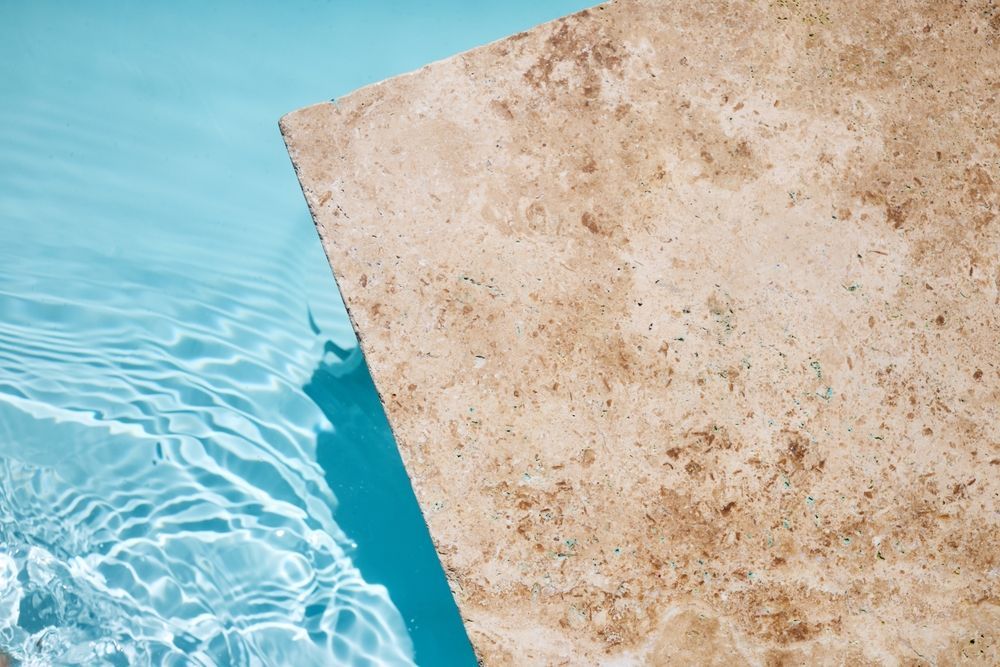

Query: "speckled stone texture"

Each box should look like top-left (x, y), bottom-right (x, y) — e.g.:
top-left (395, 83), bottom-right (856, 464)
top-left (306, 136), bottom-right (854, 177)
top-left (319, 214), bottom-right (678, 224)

top-left (281, 1), bottom-right (1000, 663)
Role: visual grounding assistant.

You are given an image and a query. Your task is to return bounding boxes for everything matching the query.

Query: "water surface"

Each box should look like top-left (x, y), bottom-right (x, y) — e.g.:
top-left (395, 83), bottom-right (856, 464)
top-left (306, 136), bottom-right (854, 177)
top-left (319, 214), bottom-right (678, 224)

top-left (0, 2), bottom-right (589, 664)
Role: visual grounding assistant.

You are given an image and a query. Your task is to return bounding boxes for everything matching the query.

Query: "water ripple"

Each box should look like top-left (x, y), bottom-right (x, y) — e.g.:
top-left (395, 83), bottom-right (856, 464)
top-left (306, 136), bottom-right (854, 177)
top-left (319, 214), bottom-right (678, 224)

top-left (0, 2), bottom-right (583, 661)
top-left (0, 236), bottom-right (415, 665)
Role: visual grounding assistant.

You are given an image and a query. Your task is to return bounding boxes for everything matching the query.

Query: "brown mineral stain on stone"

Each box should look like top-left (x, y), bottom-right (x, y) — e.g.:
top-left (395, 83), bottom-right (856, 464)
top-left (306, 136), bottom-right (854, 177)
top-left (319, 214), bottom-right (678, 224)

top-left (281, 0), bottom-right (1000, 664)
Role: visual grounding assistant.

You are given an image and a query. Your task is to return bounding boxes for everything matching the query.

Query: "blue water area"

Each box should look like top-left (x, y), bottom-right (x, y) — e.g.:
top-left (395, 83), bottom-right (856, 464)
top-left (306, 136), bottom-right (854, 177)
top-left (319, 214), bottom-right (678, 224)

top-left (0, 1), bottom-right (591, 665)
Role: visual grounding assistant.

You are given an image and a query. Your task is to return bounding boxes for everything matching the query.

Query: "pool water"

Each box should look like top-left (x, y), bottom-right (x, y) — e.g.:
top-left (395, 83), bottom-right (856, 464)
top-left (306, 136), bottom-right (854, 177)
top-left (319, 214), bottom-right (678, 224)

top-left (0, 2), bottom-right (589, 665)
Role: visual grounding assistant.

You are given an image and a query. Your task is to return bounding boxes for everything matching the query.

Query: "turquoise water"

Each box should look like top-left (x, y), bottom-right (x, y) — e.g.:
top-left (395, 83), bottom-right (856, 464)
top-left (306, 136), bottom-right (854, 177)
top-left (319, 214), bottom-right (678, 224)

top-left (0, 2), bottom-right (589, 665)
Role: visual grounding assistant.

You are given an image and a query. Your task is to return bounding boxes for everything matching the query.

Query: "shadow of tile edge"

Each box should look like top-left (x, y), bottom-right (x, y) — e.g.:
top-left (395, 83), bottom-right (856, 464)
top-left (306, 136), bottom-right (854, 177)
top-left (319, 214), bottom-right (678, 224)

top-left (275, 4), bottom-right (609, 665)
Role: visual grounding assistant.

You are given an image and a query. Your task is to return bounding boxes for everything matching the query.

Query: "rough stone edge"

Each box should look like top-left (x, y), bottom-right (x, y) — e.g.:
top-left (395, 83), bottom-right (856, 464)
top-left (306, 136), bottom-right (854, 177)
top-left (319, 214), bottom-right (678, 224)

top-left (277, 3), bottom-right (609, 662)
top-left (278, 1), bottom-right (610, 132)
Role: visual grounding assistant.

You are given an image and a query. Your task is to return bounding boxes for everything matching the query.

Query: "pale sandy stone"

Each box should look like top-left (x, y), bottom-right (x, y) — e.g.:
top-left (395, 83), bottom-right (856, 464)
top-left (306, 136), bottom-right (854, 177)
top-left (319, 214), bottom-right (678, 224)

top-left (280, 1), bottom-right (1000, 663)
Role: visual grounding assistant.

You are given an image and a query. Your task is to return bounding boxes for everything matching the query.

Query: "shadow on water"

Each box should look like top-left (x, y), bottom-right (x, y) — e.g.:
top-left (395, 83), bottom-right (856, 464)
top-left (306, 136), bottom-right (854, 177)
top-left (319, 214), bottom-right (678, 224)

top-left (305, 342), bottom-right (477, 666)
top-left (0, 1), bottom-right (595, 663)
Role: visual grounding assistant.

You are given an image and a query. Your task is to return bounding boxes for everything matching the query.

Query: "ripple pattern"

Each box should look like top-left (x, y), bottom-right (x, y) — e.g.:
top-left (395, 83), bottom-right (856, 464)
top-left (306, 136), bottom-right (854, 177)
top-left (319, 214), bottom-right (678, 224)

top-left (0, 2), bottom-right (589, 662)
top-left (0, 235), bottom-right (414, 665)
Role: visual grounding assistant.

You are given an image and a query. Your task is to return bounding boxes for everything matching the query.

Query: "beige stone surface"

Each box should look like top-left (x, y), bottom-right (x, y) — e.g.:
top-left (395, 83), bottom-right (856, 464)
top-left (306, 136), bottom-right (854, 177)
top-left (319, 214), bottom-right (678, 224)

top-left (281, 1), bottom-right (1000, 663)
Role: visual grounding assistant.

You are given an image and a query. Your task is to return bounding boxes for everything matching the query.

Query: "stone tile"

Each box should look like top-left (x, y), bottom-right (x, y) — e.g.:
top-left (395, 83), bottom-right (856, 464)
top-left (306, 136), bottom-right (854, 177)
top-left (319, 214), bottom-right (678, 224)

top-left (281, 1), bottom-right (1000, 663)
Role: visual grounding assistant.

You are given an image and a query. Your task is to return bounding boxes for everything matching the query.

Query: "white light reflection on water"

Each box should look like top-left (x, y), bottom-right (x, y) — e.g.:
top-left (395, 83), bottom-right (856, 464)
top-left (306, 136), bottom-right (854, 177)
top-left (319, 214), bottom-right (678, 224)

top-left (0, 2), bottom-right (589, 664)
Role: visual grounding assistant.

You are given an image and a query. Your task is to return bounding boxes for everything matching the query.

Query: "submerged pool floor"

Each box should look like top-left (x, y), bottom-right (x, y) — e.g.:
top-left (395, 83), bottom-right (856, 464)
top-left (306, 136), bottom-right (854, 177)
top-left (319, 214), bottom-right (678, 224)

top-left (0, 2), bottom-right (590, 664)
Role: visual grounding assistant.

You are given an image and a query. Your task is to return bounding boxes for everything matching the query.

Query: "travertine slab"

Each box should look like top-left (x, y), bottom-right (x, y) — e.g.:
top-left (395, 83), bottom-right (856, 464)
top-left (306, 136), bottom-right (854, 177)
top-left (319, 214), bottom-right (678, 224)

top-left (281, 1), bottom-right (1000, 663)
